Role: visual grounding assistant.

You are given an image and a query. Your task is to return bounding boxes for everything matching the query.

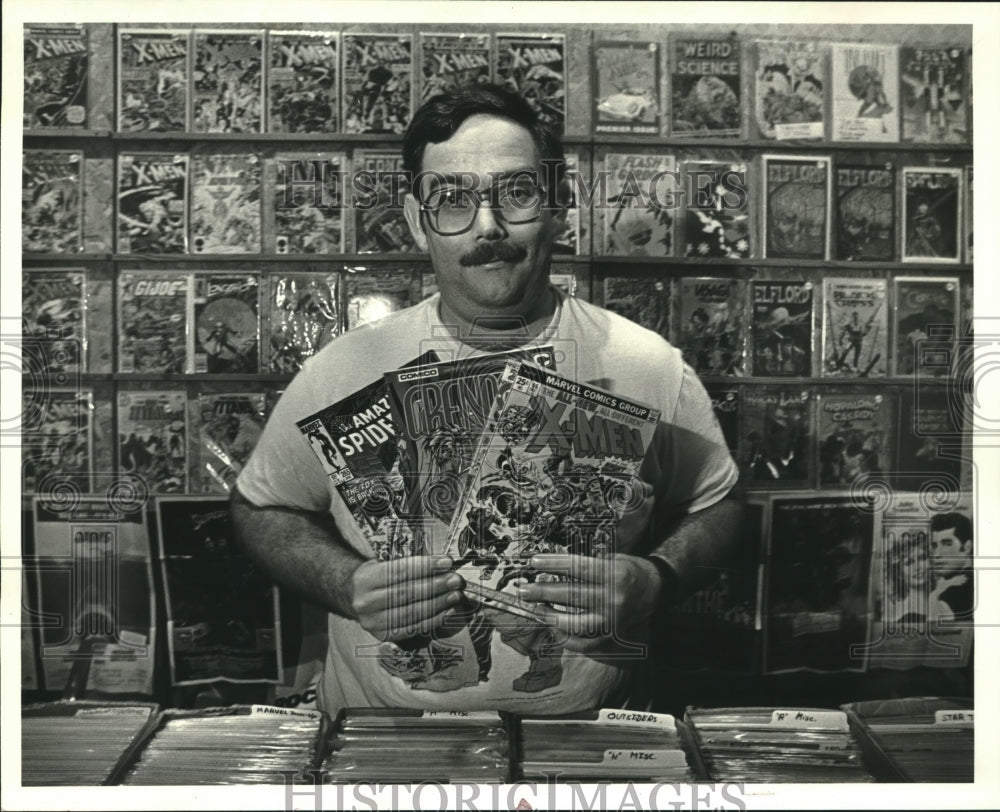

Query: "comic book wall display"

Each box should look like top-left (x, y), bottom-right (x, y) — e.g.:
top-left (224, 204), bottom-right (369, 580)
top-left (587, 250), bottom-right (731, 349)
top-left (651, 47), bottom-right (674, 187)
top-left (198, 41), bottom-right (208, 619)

top-left (706, 385), bottom-right (740, 458)
top-left (267, 30), bottom-right (339, 133)
top-left (892, 276), bottom-right (959, 377)
top-left (830, 43), bottom-right (899, 142)
top-left (268, 273), bottom-right (340, 373)
top-left (902, 167), bottom-right (963, 263)
top-left (680, 160), bottom-right (751, 259)
top-left (22, 150), bottom-right (83, 254)
top-left (669, 37), bottom-right (741, 138)
top-left (592, 40), bottom-right (660, 135)
top-left (190, 153), bottom-right (262, 254)
top-left (156, 497), bottom-right (282, 684)
top-left (30, 498), bottom-right (156, 695)
top-left (742, 387), bottom-right (814, 488)
top-left (117, 390), bottom-right (187, 493)
top-left (603, 152), bottom-right (675, 256)
top-left (677, 277), bottom-right (746, 376)
top-left (352, 149), bottom-right (416, 253)
top-left (193, 273), bottom-right (260, 373)
top-left (23, 24), bottom-right (88, 129)
top-left (835, 164), bottom-right (895, 261)
top-left (117, 271), bottom-right (193, 374)
top-left (116, 152), bottom-right (188, 254)
top-left (22, 269), bottom-right (87, 374)
top-left (762, 155), bottom-right (831, 260)
top-left (750, 280), bottom-right (814, 378)
top-left (817, 392), bottom-right (894, 487)
top-left (271, 152), bottom-right (345, 254)
top-left (602, 276), bottom-right (670, 341)
top-left (900, 47), bottom-right (968, 143)
top-left (822, 277), bottom-right (888, 378)
top-left (895, 386), bottom-right (964, 486)
top-left (344, 268), bottom-right (418, 330)
top-left (419, 33), bottom-right (491, 102)
top-left (496, 33), bottom-right (566, 134)
top-left (118, 29), bottom-right (190, 133)
top-left (22, 388), bottom-right (93, 494)
top-left (197, 393), bottom-right (266, 493)
top-left (754, 40), bottom-right (827, 140)
top-left (553, 151), bottom-right (581, 255)
top-left (341, 33), bottom-right (413, 134)
top-left (192, 30), bottom-right (264, 134)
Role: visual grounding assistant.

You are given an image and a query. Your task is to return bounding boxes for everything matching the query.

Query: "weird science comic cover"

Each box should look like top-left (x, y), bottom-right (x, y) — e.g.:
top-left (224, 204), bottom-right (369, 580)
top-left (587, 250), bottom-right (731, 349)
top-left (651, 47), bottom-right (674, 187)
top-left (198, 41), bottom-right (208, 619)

top-left (267, 30), bottom-right (339, 133)
top-left (822, 277), bottom-right (888, 377)
top-left (22, 269), bottom-right (87, 375)
top-left (192, 30), bottom-right (264, 133)
top-left (420, 33), bottom-right (490, 101)
top-left (763, 155), bottom-right (831, 260)
top-left (22, 150), bottom-right (83, 254)
top-left (677, 276), bottom-right (746, 377)
top-left (268, 273), bottom-right (340, 373)
top-left (681, 160), bottom-right (751, 259)
top-left (118, 390), bottom-right (188, 493)
top-left (593, 40), bottom-right (660, 135)
top-left (669, 37), bottom-right (740, 138)
top-left (817, 391), bottom-right (894, 487)
top-left (118, 29), bottom-right (190, 132)
top-left (603, 152), bottom-right (675, 256)
top-left (197, 393), bottom-right (265, 493)
top-left (342, 33), bottom-right (413, 134)
top-left (496, 33), bottom-right (565, 134)
top-left (22, 388), bottom-right (93, 494)
top-left (118, 271), bottom-right (192, 374)
top-left (902, 167), bottom-right (962, 263)
top-left (23, 24), bottom-right (88, 129)
top-left (271, 152), bottom-right (345, 254)
top-left (900, 47), bottom-right (968, 143)
top-left (601, 276), bottom-right (670, 342)
top-left (754, 40), bottom-right (827, 140)
top-left (750, 280), bottom-right (814, 377)
top-left (831, 43), bottom-right (899, 142)
top-left (742, 386), bottom-right (815, 488)
top-left (193, 273), bottom-right (260, 373)
top-left (835, 164), bottom-right (895, 261)
top-left (190, 153), bottom-right (262, 254)
top-left (117, 152), bottom-right (188, 254)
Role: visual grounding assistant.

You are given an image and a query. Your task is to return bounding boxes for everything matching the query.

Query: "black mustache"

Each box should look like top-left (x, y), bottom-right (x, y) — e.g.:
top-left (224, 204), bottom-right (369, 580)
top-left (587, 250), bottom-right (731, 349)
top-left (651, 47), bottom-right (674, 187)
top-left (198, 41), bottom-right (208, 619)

top-left (459, 241), bottom-right (528, 267)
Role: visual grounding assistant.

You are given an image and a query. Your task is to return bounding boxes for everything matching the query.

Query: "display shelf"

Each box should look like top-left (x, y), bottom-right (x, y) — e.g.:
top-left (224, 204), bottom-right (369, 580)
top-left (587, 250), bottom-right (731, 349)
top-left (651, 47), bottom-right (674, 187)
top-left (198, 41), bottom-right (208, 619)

top-left (591, 134), bottom-right (973, 152)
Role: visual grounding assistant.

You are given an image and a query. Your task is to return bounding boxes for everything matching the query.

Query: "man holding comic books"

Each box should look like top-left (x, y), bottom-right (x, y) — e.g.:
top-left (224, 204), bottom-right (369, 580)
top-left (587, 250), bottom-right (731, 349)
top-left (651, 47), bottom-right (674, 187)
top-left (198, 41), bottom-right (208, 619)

top-left (232, 84), bottom-right (743, 716)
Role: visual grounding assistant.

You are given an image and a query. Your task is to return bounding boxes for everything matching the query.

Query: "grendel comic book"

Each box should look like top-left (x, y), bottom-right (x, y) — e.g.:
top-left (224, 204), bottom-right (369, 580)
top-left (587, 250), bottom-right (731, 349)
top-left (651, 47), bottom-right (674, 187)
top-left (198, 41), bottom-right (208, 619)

top-left (817, 391), bottom-right (894, 487)
top-left (553, 151), bottom-right (581, 255)
top-left (593, 40), bottom-right (660, 136)
top-left (754, 40), bottom-right (826, 140)
top-left (353, 149), bottom-right (416, 253)
top-left (268, 272), bottom-right (340, 373)
top-left (496, 33), bottom-right (566, 134)
top-left (681, 160), bottom-right (751, 259)
top-left (705, 385), bottom-right (740, 459)
top-left (21, 388), bottom-right (93, 494)
top-left (419, 33), bottom-right (491, 102)
top-left (762, 155), bottom-right (831, 260)
top-left (118, 390), bottom-right (187, 493)
top-left (272, 152), bottom-right (345, 254)
top-left (830, 42), bottom-right (899, 143)
top-left (669, 37), bottom-right (741, 138)
top-left (22, 269), bottom-right (87, 374)
top-left (267, 30), bottom-right (339, 133)
top-left (197, 392), bottom-right (266, 493)
top-left (821, 277), bottom-right (888, 378)
top-left (741, 386), bottom-right (814, 488)
top-left (835, 163), bottom-right (895, 261)
top-left (118, 29), bottom-right (190, 133)
top-left (900, 47), bottom-right (968, 143)
top-left (342, 33), bottom-right (413, 134)
top-left (22, 150), bottom-right (83, 254)
top-left (118, 271), bottom-right (192, 374)
top-left (193, 273), bottom-right (260, 374)
top-left (190, 152), bottom-right (262, 254)
top-left (192, 29), bottom-right (264, 133)
top-left (116, 152), bottom-right (188, 254)
top-left (603, 152), bottom-right (675, 256)
top-left (902, 167), bottom-right (963, 264)
top-left (750, 280), bottom-right (815, 377)
top-left (344, 267), bottom-right (419, 330)
top-left (23, 24), bottom-right (87, 129)
top-left (677, 276), bottom-right (746, 377)
top-left (892, 276), bottom-right (959, 377)
top-left (601, 276), bottom-right (670, 342)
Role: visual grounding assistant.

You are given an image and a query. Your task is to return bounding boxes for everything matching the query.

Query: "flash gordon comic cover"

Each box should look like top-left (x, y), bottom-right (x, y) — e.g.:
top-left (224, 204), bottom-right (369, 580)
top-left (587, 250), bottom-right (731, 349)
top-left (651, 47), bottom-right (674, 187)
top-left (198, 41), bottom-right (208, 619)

top-left (344, 267), bottom-right (418, 330)
top-left (902, 167), bottom-right (962, 263)
top-left (681, 160), bottom-right (751, 259)
top-left (22, 269), bottom-right (86, 374)
top-left (268, 272), bottom-right (340, 373)
top-left (496, 33), bottom-right (566, 134)
top-left (420, 33), bottom-right (490, 102)
top-left (118, 29), bottom-right (190, 133)
top-left (23, 24), bottom-right (87, 129)
top-left (342, 33), bottom-right (413, 134)
top-left (705, 385), bottom-right (740, 458)
top-left (900, 47), bottom-right (968, 143)
top-left (593, 40), bottom-right (660, 136)
top-left (822, 277), bottom-right (888, 377)
top-left (677, 276), bottom-right (745, 376)
top-left (817, 392), bottom-right (894, 487)
top-left (192, 29), bottom-right (264, 133)
top-left (602, 276), bottom-right (670, 342)
top-left (190, 152), bottom-right (262, 254)
top-left (267, 30), bottom-right (339, 133)
top-left (22, 150), bottom-right (83, 254)
top-left (835, 164), bottom-right (895, 261)
top-left (750, 280), bottom-right (814, 377)
top-left (118, 271), bottom-right (192, 374)
top-left (118, 390), bottom-right (187, 493)
top-left (831, 42), bottom-right (899, 142)
top-left (763, 155), bottom-right (831, 260)
top-left (352, 149), bottom-right (416, 253)
top-left (193, 273), bottom-right (260, 373)
top-left (197, 393), bottom-right (265, 493)
top-left (22, 388), bottom-right (93, 494)
top-left (603, 152), bottom-right (675, 256)
top-left (754, 40), bottom-right (826, 140)
top-left (116, 152), bottom-right (188, 254)
top-left (892, 276), bottom-right (960, 378)
top-left (741, 387), bottom-right (814, 487)
top-left (669, 37), bottom-right (740, 138)
top-left (272, 152), bottom-right (345, 254)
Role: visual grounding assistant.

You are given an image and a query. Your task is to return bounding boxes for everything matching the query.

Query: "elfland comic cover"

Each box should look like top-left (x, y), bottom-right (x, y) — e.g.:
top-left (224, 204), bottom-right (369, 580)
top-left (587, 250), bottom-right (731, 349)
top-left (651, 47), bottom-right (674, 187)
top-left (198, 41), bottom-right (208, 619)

top-left (835, 163), bottom-right (895, 261)
top-left (822, 277), bottom-right (888, 377)
top-left (267, 30), bottom-right (339, 133)
top-left (750, 280), bottom-right (815, 377)
top-left (830, 42), bottom-right (899, 142)
top-left (22, 269), bottom-right (87, 374)
top-left (353, 149), bottom-right (416, 253)
top-left (268, 273), bottom-right (340, 373)
top-left (900, 47), bottom-right (968, 143)
top-left (117, 29), bottom-right (190, 133)
top-left (817, 391), bottom-right (894, 487)
top-left (741, 386), bottom-right (814, 487)
top-left (419, 33), bottom-right (491, 102)
top-left (344, 268), bottom-right (418, 329)
top-left (341, 33), bottom-right (413, 134)
top-left (496, 33), bottom-right (566, 134)
top-left (197, 393), bottom-right (266, 493)
top-left (190, 152), bottom-right (262, 254)
top-left (193, 273), bottom-right (260, 374)
top-left (754, 40), bottom-right (827, 140)
top-left (669, 37), bottom-right (741, 138)
top-left (902, 167), bottom-right (963, 263)
top-left (192, 29), bottom-right (264, 133)
top-left (22, 150), bottom-right (83, 254)
top-left (602, 276), bottom-right (670, 341)
top-left (677, 277), bottom-right (746, 377)
top-left (705, 385), bottom-right (740, 458)
top-left (272, 152), bottom-right (345, 254)
top-left (603, 152), bottom-right (675, 256)
top-left (593, 40), bottom-right (660, 135)
top-left (681, 160), bottom-right (751, 259)
top-left (21, 388), bottom-right (93, 494)
top-left (892, 276), bottom-right (959, 377)
top-left (762, 155), bottom-right (831, 260)
top-left (118, 390), bottom-right (187, 493)
top-left (23, 24), bottom-right (88, 129)
top-left (116, 152), bottom-right (188, 254)
top-left (117, 271), bottom-right (192, 374)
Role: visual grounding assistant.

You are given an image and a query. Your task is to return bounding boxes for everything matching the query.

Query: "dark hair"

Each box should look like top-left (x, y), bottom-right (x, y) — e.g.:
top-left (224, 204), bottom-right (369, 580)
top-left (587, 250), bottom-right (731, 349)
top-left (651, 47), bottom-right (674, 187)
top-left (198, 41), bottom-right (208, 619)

top-left (930, 511), bottom-right (973, 543)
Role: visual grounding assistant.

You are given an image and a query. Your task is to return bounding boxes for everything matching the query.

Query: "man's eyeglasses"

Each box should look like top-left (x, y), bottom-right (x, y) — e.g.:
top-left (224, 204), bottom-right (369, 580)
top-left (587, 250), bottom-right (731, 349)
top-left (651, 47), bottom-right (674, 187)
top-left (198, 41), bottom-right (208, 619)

top-left (419, 181), bottom-right (549, 236)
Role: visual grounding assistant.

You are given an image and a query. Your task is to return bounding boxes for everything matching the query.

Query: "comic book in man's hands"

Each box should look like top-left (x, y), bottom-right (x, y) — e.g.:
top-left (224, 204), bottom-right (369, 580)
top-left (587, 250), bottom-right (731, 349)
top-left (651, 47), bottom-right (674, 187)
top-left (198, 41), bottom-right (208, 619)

top-left (267, 30), bottom-right (339, 133)
top-left (900, 46), bottom-right (968, 143)
top-left (762, 155), bottom-right (831, 260)
top-left (677, 276), bottom-right (746, 376)
top-left (116, 152), bottom-right (188, 254)
top-left (24, 24), bottom-right (88, 129)
top-left (192, 29), bottom-right (264, 133)
top-left (267, 272), bottom-right (340, 373)
top-left (197, 393), bottom-right (266, 494)
top-left (271, 152), bottom-right (345, 254)
top-left (822, 277), bottom-right (888, 378)
top-left (22, 269), bottom-right (87, 374)
top-left (681, 160), bottom-right (751, 259)
top-left (341, 33), bottom-right (413, 134)
top-left (496, 33), bottom-right (566, 134)
top-left (593, 40), bottom-right (660, 136)
top-left (669, 36), bottom-right (740, 138)
top-left (190, 152), bottom-right (262, 254)
top-left (754, 40), bottom-right (827, 140)
top-left (835, 164), bottom-right (895, 261)
top-left (118, 29), bottom-right (190, 132)
top-left (419, 33), bottom-right (490, 101)
top-left (118, 390), bottom-right (188, 493)
top-left (193, 273), bottom-right (260, 374)
top-left (117, 271), bottom-right (193, 374)
top-left (750, 280), bottom-right (815, 378)
top-left (22, 150), bottom-right (83, 254)
top-left (830, 42), bottom-right (899, 143)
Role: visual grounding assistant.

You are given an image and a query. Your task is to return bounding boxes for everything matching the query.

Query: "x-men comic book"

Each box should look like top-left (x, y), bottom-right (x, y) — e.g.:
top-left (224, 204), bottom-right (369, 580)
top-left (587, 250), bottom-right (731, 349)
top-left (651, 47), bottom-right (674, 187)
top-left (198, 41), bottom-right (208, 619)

top-left (117, 271), bottom-right (193, 374)
top-left (267, 30), bottom-right (339, 133)
top-left (118, 29), bottom-right (190, 132)
top-left (197, 393), bottom-right (266, 494)
top-left (342, 33), bottom-right (413, 134)
top-left (190, 152), bottom-right (262, 254)
top-left (821, 277), bottom-right (887, 378)
top-left (21, 388), bottom-right (93, 494)
top-left (117, 390), bottom-right (188, 493)
top-left (192, 29), bottom-right (264, 133)
top-left (193, 273), bottom-right (260, 374)
top-left (496, 33), bottom-right (566, 134)
top-left (23, 24), bottom-right (88, 129)
top-left (22, 149), bottom-right (83, 254)
top-left (116, 152), bottom-right (188, 254)
top-left (669, 36), bottom-right (740, 138)
top-left (22, 268), bottom-right (87, 374)
top-left (419, 33), bottom-right (491, 102)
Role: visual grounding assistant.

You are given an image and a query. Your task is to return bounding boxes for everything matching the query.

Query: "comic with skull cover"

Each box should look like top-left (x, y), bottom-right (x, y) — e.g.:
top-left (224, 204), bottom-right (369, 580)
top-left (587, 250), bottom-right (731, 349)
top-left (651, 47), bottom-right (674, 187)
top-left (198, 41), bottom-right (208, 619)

top-left (190, 152), bottom-right (262, 254)
top-left (344, 266), bottom-right (419, 330)
top-left (23, 24), bottom-right (88, 129)
top-left (754, 40), bottom-right (827, 140)
top-left (669, 37), bottom-right (740, 138)
top-left (603, 152), bottom-right (675, 256)
top-left (419, 33), bottom-right (491, 102)
top-left (835, 164), bottom-right (895, 261)
top-left (193, 273), bottom-right (260, 374)
top-left (353, 149), bottom-right (417, 253)
top-left (22, 150), bottom-right (83, 254)
top-left (22, 269), bottom-right (87, 375)
top-left (817, 391), bottom-right (894, 487)
top-left (705, 385), bottom-right (740, 459)
top-left (118, 271), bottom-right (193, 374)
top-left (677, 276), bottom-right (746, 377)
top-left (750, 280), bottom-right (815, 377)
top-left (741, 386), bottom-right (815, 488)
top-left (900, 47), bottom-right (968, 143)
top-left (192, 29), bottom-right (264, 133)
top-left (831, 42), bottom-right (899, 142)
top-left (116, 152), bottom-right (188, 254)
top-left (268, 272), bottom-right (340, 373)
top-left (681, 160), bottom-right (751, 259)
top-left (21, 387), bottom-right (93, 494)
top-left (267, 30), bottom-right (339, 133)
top-left (117, 29), bottom-right (190, 133)
top-left (446, 361), bottom-right (660, 620)
top-left (341, 33), bottom-right (413, 134)
top-left (601, 276), bottom-right (671, 342)
top-left (902, 167), bottom-right (963, 264)
top-left (593, 40), bottom-right (660, 135)
top-left (822, 277), bottom-right (888, 378)
top-left (762, 155), bottom-right (831, 260)
top-left (271, 152), bottom-right (345, 254)
top-left (197, 393), bottom-right (266, 494)
top-left (496, 33), bottom-right (566, 134)
top-left (118, 390), bottom-right (187, 493)
top-left (892, 275), bottom-right (959, 377)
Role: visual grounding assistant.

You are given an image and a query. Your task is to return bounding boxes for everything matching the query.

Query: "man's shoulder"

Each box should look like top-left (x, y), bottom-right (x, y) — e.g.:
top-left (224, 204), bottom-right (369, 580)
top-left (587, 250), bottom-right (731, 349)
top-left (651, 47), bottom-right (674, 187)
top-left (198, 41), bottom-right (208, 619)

top-left (560, 294), bottom-right (681, 366)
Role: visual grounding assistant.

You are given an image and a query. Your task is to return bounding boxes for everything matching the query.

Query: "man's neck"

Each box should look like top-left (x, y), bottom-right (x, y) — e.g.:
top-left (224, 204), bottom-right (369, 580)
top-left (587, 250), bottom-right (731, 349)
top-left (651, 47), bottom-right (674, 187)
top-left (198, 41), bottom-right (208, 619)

top-left (438, 288), bottom-right (558, 352)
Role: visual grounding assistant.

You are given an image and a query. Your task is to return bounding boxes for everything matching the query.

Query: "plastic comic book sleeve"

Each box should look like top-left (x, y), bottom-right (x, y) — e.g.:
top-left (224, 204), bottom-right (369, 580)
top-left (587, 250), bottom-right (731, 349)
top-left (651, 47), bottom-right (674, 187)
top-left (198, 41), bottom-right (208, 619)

top-left (117, 390), bottom-right (188, 493)
top-left (343, 266), bottom-right (419, 329)
top-left (754, 40), bottom-right (827, 141)
top-left (496, 32), bottom-right (565, 133)
top-left (835, 164), bottom-right (895, 261)
top-left (830, 42), bottom-right (899, 143)
top-left (677, 276), bottom-right (746, 376)
top-left (196, 393), bottom-right (266, 493)
top-left (117, 271), bottom-right (193, 374)
top-left (593, 40), bottom-right (660, 136)
top-left (23, 24), bottom-right (88, 129)
top-left (21, 387), bottom-right (93, 495)
top-left (193, 273), bottom-right (260, 374)
top-left (821, 277), bottom-right (888, 378)
top-left (267, 30), bottom-right (339, 133)
top-left (901, 167), bottom-right (963, 264)
top-left (270, 152), bottom-right (345, 254)
top-left (762, 154), bottom-right (831, 260)
top-left (192, 29), bottom-right (264, 134)
top-left (22, 149), bottom-right (83, 254)
top-left (267, 272), bottom-right (340, 373)
top-left (22, 268), bottom-right (87, 374)
top-left (341, 32), bottom-right (413, 134)
top-left (900, 46), bottom-right (968, 143)
top-left (118, 29), bottom-right (190, 132)
top-left (750, 279), bottom-right (815, 378)
top-left (190, 152), bottom-right (262, 254)
top-left (419, 32), bottom-right (490, 102)
top-left (680, 160), bottom-right (751, 259)
top-left (116, 152), bottom-right (188, 254)
top-left (669, 36), bottom-right (740, 138)
top-left (891, 275), bottom-right (959, 377)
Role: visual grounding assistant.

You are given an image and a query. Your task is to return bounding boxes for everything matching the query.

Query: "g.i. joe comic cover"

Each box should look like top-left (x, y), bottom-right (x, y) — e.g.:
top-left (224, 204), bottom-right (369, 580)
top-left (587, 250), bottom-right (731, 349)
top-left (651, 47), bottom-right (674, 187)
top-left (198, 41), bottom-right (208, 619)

top-left (741, 386), bottom-right (815, 487)
top-left (22, 150), bottom-right (83, 254)
top-left (750, 280), bottom-right (814, 377)
top-left (267, 272), bottom-right (340, 373)
top-left (592, 40), bottom-right (660, 135)
top-left (197, 392), bottom-right (265, 493)
top-left (830, 42), bottom-right (899, 142)
top-left (496, 33), bottom-right (565, 134)
top-left (23, 24), bottom-right (88, 129)
top-left (267, 30), bottom-right (339, 133)
top-left (902, 167), bottom-right (963, 263)
top-left (272, 152), bottom-right (345, 254)
top-left (680, 160), bottom-right (751, 259)
top-left (353, 149), bottom-right (416, 253)
top-left (116, 152), bottom-right (188, 254)
top-left (193, 273), bottom-right (260, 374)
top-left (190, 152), bottom-right (262, 254)
top-left (117, 29), bottom-right (190, 132)
top-left (822, 277), bottom-right (888, 377)
top-left (900, 47), bottom-right (968, 143)
top-left (835, 163), bottom-right (895, 261)
top-left (342, 33), bottom-right (413, 134)
top-left (21, 388), bottom-right (92, 494)
top-left (754, 40), bottom-right (827, 140)
top-left (419, 33), bottom-right (491, 102)
top-left (118, 390), bottom-right (187, 493)
top-left (669, 37), bottom-right (741, 138)
top-left (344, 267), bottom-right (419, 330)
top-left (762, 155), bottom-right (831, 260)
top-left (192, 29), bottom-right (264, 133)
top-left (817, 391), bottom-right (894, 487)
top-left (118, 271), bottom-right (192, 374)
top-left (677, 276), bottom-right (746, 377)
top-left (22, 269), bottom-right (87, 374)
top-left (892, 276), bottom-right (959, 377)
top-left (601, 276), bottom-right (670, 342)
top-left (603, 152), bottom-right (675, 256)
